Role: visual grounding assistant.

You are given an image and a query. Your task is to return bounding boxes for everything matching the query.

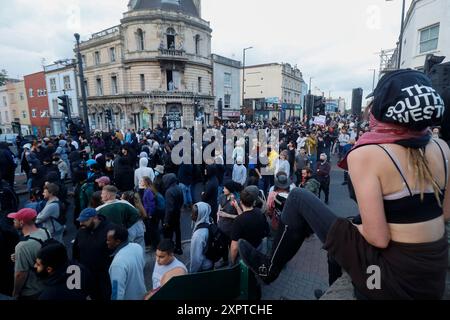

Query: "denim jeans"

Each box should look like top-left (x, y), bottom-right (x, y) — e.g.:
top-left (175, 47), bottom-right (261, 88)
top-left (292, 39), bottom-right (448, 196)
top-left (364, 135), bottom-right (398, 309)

top-left (179, 183), bottom-right (193, 206)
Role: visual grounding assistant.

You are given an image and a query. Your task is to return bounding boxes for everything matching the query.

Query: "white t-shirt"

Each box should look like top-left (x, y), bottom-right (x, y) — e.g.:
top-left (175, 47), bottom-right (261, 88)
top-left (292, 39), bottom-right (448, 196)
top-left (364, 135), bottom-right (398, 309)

top-left (152, 257), bottom-right (187, 289)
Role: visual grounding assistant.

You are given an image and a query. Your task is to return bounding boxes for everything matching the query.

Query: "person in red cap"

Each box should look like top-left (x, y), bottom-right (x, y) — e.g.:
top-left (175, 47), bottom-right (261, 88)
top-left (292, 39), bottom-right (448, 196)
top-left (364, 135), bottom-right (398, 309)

top-left (8, 208), bottom-right (51, 300)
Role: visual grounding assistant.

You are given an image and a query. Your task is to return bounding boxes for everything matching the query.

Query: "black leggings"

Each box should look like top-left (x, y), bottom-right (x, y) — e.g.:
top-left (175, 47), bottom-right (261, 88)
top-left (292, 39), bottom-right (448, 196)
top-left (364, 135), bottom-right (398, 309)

top-left (276, 188), bottom-right (342, 284)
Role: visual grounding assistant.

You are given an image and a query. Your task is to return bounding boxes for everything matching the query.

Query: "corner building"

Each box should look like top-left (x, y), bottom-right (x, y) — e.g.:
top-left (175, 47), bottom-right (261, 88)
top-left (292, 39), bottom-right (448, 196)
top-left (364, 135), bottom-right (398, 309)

top-left (78, 0), bottom-right (213, 130)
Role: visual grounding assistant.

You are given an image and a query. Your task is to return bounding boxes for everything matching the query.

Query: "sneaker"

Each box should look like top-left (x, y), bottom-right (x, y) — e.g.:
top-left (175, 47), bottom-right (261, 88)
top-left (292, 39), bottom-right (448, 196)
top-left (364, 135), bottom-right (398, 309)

top-left (174, 248), bottom-right (183, 255)
top-left (238, 239), bottom-right (273, 285)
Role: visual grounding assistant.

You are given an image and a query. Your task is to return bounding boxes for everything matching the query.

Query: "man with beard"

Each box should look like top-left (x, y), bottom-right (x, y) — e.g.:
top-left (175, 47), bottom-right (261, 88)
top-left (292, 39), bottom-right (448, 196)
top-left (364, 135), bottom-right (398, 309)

top-left (8, 208), bottom-right (51, 300)
top-left (35, 241), bottom-right (90, 300)
top-left (72, 208), bottom-right (115, 300)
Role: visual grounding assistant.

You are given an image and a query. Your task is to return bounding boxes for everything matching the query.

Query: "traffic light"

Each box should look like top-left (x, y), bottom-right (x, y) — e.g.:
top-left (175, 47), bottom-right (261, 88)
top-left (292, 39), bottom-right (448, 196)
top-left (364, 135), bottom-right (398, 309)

top-left (58, 95), bottom-right (70, 118)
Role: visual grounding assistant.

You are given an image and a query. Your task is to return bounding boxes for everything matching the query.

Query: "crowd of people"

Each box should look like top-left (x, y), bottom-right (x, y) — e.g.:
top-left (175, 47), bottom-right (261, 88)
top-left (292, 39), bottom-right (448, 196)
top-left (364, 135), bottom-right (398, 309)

top-left (0, 69), bottom-right (449, 301)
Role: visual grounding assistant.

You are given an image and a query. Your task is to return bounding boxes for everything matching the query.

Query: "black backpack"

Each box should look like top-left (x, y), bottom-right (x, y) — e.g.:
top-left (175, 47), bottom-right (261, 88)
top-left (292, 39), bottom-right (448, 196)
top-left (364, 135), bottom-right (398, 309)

top-left (0, 183), bottom-right (19, 214)
top-left (195, 223), bottom-right (229, 263)
top-left (25, 228), bottom-right (52, 246)
top-left (48, 200), bottom-right (67, 227)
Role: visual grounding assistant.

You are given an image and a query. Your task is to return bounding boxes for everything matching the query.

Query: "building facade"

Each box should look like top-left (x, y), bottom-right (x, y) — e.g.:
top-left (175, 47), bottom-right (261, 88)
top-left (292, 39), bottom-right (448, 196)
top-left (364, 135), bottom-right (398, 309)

top-left (382, 0), bottom-right (450, 72)
top-left (6, 80), bottom-right (32, 135)
top-left (24, 72), bottom-right (51, 137)
top-left (212, 54), bottom-right (241, 121)
top-left (0, 84), bottom-right (11, 134)
top-left (76, 0), bottom-right (214, 131)
top-left (44, 61), bottom-right (81, 135)
top-left (242, 63), bottom-right (304, 121)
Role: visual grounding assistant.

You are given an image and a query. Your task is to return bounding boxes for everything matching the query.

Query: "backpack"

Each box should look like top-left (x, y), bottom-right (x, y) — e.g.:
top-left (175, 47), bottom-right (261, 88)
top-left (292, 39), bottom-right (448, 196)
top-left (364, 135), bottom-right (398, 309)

top-left (272, 192), bottom-right (288, 230)
top-left (48, 200), bottom-right (67, 227)
top-left (25, 228), bottom-right (52, 246)
top-left (195, 223), bottom-right (229, 263)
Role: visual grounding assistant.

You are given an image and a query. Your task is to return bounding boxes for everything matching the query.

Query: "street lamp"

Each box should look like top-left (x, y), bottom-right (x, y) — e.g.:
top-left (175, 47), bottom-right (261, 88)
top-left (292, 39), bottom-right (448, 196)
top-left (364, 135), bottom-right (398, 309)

top-left (74, 33), bottom-right (90, 135)
top-left (386, 0), bottom-right (406, 69)
top-left (242, 46), bottom-right (253, 117)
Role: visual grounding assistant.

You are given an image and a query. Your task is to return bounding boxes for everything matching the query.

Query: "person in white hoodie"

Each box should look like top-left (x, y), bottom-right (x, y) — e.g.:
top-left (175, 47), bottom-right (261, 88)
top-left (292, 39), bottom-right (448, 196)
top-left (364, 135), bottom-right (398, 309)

top-left (232, 156), bottom-right (247, 187)
top-left (190, 202), bottom-right (214, 273)
top-left (107, 225), bottom-right (146, 300)
top-left (134, 157), bottom-right (155, 190)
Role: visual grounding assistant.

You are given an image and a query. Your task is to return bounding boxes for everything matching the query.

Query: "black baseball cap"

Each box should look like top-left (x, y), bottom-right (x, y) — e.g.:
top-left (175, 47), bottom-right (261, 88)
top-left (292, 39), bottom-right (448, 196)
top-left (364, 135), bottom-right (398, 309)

top-left (369, 69), bottom-right (445, 130)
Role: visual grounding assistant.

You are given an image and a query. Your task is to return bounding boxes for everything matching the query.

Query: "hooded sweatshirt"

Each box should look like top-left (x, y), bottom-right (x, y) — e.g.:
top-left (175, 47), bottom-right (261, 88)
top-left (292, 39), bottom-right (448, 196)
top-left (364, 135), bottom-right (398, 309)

top-left (134, 158), bottom-right (155, 188)
top-left (163, 174), bottom-right (184, 224)
top-left (190, 202), bottom-right (213, 273)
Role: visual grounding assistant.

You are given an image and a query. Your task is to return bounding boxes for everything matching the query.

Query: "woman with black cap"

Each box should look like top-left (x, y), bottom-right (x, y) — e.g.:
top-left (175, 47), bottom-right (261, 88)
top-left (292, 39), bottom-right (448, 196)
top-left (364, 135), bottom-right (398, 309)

top-left (239, 69), bottom-right (450, 300)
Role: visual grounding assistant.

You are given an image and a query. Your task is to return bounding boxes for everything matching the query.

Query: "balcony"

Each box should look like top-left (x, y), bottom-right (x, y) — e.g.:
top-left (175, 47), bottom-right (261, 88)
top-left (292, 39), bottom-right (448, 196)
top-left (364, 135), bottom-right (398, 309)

top-left (157, 49), bottom-right (188, 61)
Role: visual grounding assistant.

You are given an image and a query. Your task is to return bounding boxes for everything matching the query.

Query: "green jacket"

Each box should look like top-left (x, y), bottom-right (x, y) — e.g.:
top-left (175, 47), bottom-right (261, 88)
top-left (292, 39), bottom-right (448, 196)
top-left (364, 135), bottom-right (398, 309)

top-left (96, 200), bottom-right (140, 229)
top-left (304, 178), bottom-right (321, 197)
top-left (79, 182), bottom-right (95, 211)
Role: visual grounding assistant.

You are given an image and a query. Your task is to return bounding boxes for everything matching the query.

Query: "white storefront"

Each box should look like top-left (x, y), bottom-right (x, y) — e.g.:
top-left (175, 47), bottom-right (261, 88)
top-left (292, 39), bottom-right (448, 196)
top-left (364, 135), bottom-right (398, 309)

top-left (212, 54), bottom-right (242, 120)
top-left (44, 61), bottom-right (81, 135)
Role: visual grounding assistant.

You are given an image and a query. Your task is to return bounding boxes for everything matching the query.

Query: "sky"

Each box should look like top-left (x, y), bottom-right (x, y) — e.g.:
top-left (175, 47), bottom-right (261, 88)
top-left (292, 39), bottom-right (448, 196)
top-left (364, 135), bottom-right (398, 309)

top-left (0, 0), bottom-right (412, 106)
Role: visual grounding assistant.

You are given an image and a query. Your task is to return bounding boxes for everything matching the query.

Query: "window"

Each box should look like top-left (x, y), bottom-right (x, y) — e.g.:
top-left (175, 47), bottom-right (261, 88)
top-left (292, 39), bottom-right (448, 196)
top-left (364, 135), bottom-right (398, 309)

top-left (224, 94), bottom-right (231, 108)
top-left (12, 110), bottom-right (16, 117)
top-left (22, 111), bottom-right (26, 119)
top-left (82, 55), bottom-right (86, 68)
top-left (224, 73), bottom-right (231, 87)
top-left (84, 79), bottom-right (89, 96)
top-left (96, 78), bottom-right (103, 96)
top-left (63, 76), bottom-right (71, 90)
top-left (19, 93), bottom-right (24, 101)
top-left (94, 51), bottom-right (101, 65)
top-left (0, 112), bottom-right (2, 123)
top-left (137, 29), bottom-right (144, 51)
top-left (110, 47), bottom-right (116, 62)
top-left (420, 24), bottom-right (439, 53)
top-left (140, 74), bottom-right (145, 92)
top-left (50, 78), bottom-right (57, 92)
top-left (111, 76), bottom-right (118, 95)
top-left (2, 96), bottom-right (6, 106)
top-left (198, 77), bottom-right (202, 93)
top-left (166, 28), bottom-right (176, 50)
top-left (29, 88), bottom-right (34, 98)
top-left (195, 35), bottom-right (201, 55)
top-left (5, 111), bottom-right (8, 122)
top-left (31, 109), bottom-right (36, 118)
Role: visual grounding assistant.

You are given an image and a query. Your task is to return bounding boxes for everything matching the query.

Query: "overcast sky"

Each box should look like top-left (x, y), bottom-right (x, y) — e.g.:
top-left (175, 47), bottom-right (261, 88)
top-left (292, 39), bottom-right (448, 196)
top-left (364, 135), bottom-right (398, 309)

top-left (0, 0), bottom-right (412, 105)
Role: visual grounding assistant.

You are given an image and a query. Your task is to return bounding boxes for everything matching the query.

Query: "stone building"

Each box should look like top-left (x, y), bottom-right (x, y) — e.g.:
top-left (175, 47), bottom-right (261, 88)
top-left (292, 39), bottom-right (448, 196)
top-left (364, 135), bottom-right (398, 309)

top-left (77, 0), bottom-right (214, 131)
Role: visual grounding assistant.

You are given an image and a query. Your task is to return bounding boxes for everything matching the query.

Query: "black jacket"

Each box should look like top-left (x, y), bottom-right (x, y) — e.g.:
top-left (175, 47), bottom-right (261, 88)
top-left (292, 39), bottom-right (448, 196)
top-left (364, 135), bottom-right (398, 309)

top-left (201, 165), bottom-right (218, 217)
top-left (38, 263), bottom-right (91, 301)
top-left (163, 174), bottom-right (183, 224)
top-left (72, 216), bottom-right (115, 274)
top-left (178, 164), bottom-right (194, 186)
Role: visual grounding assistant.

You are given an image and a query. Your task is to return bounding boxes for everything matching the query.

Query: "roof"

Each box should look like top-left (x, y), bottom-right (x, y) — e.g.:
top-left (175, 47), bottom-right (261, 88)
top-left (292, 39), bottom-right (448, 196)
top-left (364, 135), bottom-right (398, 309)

top-left (128, 0), bottom-right (199, 18)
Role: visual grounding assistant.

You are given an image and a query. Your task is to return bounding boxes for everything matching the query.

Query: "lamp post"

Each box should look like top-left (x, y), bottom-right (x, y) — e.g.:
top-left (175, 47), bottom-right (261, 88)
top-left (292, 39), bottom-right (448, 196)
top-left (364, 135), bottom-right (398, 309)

top-left (242, 46), bottom-right (253, 118)
top-left (386, 0), bottom-right (406, 69)
top-left (74, 33), bottom-right (90, 135)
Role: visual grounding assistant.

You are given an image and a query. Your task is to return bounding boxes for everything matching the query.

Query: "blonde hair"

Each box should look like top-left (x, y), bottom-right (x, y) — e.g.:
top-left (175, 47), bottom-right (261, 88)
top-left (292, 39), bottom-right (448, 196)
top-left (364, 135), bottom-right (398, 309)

top-left (407, 148), bottom-right (442, 206)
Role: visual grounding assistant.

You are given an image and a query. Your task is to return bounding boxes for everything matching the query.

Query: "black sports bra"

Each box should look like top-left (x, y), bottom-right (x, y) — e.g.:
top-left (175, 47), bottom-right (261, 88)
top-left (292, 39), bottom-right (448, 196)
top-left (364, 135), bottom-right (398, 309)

top-left (379, 140), bottom-right (448, 224)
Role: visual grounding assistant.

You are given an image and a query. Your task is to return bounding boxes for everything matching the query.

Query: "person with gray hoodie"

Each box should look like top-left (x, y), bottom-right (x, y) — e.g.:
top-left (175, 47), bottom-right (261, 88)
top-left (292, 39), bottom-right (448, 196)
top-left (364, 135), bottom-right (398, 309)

top-left (232, 156), bottom-right (247, 187)
top-left (190, 202), bottom-right (213, 273)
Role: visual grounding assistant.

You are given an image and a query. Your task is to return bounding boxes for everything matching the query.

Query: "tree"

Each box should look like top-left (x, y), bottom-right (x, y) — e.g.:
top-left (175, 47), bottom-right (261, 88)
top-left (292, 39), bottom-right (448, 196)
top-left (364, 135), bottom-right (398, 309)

top-left (0, 69), bottom-right (7, 86)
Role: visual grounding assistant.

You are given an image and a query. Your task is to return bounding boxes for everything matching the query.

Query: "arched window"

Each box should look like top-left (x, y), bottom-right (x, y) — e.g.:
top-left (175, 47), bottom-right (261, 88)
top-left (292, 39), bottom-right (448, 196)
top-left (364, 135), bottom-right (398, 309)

top-left (195, 35), bottom-right (201, 55)
top-left (137, 28), bottom-right (144, 51)
top-left (166, 28), bottom-right (176, 50)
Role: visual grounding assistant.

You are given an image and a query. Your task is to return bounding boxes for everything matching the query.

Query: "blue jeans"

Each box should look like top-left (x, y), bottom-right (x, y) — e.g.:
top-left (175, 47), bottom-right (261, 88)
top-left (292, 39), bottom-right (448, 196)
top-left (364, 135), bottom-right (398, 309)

top-left (179, 183), bottom-right (193, 206)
